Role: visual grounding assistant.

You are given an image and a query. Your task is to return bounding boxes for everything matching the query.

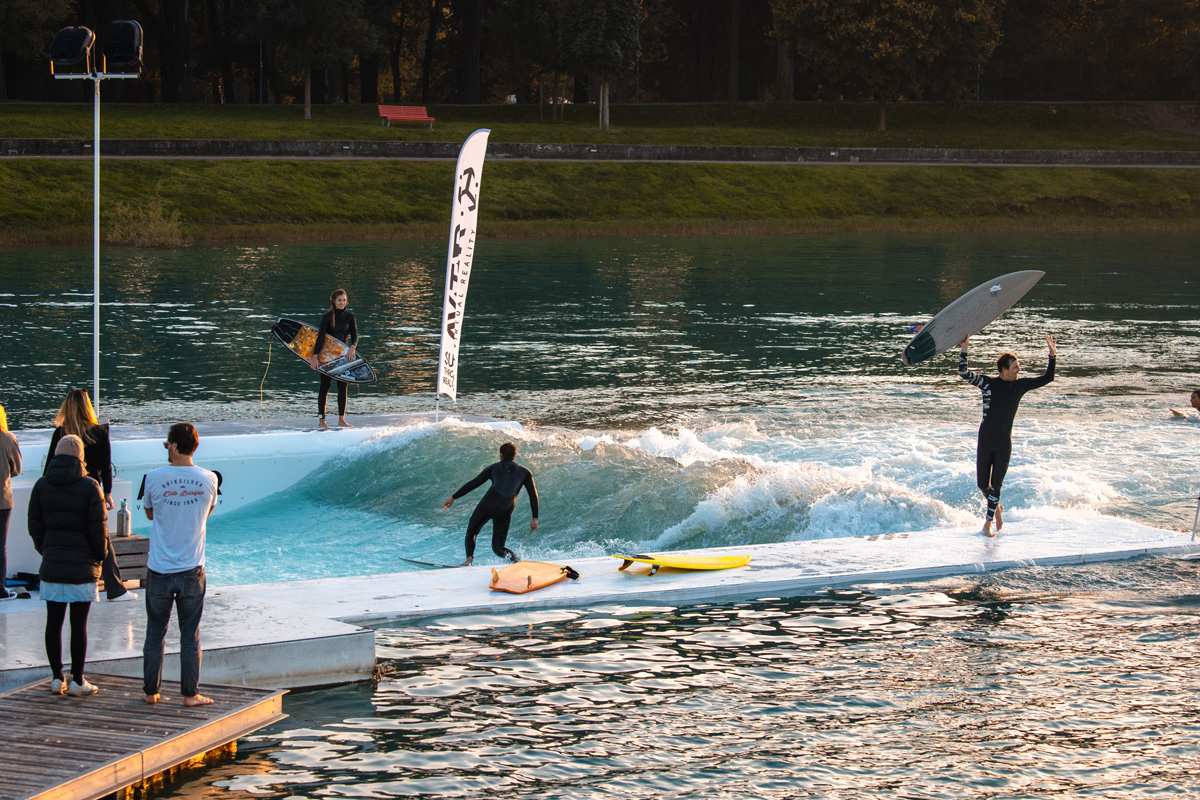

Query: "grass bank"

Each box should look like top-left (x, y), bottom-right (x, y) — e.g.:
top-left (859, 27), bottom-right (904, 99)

top-left (2, 159), bottom-right (1197, 245)
top-left (2, 101), bottom-right (1199, 150)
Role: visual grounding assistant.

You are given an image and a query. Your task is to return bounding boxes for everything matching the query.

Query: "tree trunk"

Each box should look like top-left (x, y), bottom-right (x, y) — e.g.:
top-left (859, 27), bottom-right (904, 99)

top-left (877, 98), bottom-right (887, 131)
top-left (361, 54), bottom-right (380, 104)
top-left (599, 81), bottom-right (609, 131)
top-left (455, 0), bottom-right (482, 103)
top-left (221, 0), bottom-right (236, 102)
top-left (775, 39), bottom-right (794, 101)
top-left (304, 66), bottom-right (312, 120)
top-left (727, 0), bottom-right (740, 102)
top-left (421, 0), bottom-right (442, 104)
top-left (329, 63), bottom-right (344, 104)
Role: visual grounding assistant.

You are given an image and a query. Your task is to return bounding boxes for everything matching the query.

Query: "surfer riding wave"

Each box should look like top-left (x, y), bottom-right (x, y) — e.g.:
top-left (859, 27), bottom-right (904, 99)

top-left (959, 333), bottom-right (1057, 537)
top-left (444, 442), bottom-right (539, 566)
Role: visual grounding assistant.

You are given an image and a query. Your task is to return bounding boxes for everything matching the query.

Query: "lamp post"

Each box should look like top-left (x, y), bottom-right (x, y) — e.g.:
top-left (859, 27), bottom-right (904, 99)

top-left (49, 21), bottom-right (142, 417)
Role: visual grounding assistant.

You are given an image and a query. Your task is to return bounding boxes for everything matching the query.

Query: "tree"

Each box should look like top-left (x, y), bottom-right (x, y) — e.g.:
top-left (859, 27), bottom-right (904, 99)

top-left (0, 0), bottom-right (70, 101)
top-left (564, 0), bottom-right (640, 130)
top-left (248, 0), bottom-right (378, 118)
top-left (133, 0), bottom-right (196, 102)
top-left (773, 0), bottom-right (1001, 130)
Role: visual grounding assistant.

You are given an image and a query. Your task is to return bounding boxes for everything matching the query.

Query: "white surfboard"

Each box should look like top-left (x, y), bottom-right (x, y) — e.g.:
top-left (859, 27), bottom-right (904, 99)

top-left (901, 270), bottom-right (1046, 365)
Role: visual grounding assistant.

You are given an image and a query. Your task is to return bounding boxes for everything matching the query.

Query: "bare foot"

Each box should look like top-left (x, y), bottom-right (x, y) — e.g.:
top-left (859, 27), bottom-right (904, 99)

top-left (144, 693), bottom-right (159, 704)
top-left (982, 519), bottom-right (995, 538)
top-left (459, 557), bottom-right (473, 566)
top-left (338, 417), bottom-right (353, 428)
top-left (183, 694), bottom-right (214, 707)
top-left (995, 505), bottom-right (1004, 531)
top-left (318, 418), bottom-right (329, 429)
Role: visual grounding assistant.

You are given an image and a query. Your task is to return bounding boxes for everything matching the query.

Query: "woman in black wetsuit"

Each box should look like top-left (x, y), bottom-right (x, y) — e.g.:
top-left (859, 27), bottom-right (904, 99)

top-left (443, 442), bottom-right (539, 566)
top-left (959, 333), bottom-right (1057, 537)
top-left (44, 389), bottom-right (135, 602)
top-left (310, 289), bottom-right (358, 429)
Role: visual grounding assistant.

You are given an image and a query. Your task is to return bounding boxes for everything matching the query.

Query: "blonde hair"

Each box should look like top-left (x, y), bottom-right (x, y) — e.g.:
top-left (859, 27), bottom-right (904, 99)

top-left (54, 389), bottom-right (99, 444)
top-left (0, 403), bottom-right (7, 433)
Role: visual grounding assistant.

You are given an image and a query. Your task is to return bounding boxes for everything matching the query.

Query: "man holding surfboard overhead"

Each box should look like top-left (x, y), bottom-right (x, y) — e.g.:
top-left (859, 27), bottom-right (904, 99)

top-left (444, 442), bottom-right (539, 566)
top-left (959, 333), bottom-right (1057, 537)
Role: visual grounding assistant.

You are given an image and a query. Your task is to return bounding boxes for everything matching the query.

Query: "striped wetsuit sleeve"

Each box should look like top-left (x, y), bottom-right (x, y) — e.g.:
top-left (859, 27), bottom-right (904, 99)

top-left (959, 351), bottom-right (985, 388)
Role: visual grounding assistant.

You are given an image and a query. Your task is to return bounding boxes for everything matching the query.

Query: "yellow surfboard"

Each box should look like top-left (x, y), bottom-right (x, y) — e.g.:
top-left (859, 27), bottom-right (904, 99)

top-left (490, 562), bottom-right (580, 594)
top-left (612, 552), bottom-right (751, 576)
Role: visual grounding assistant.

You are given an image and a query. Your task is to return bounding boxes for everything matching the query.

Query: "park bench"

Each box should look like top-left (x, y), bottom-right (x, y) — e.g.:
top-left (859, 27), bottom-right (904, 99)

top-left (378, 104), bottom-right (435, 129)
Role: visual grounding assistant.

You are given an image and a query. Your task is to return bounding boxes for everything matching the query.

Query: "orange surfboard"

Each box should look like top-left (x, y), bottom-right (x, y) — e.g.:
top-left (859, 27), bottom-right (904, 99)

top-left (489, 561), bottom-right (580, 594)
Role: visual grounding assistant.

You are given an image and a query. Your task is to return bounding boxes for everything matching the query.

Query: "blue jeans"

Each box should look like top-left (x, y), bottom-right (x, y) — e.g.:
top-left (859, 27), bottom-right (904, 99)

top-left (142, 566), bottom-right (205, 698)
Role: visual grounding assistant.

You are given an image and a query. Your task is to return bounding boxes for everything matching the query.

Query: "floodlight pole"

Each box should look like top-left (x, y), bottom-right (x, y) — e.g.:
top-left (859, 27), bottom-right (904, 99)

top-left (92, 76), bottom-right (100, 414)
top-left (53, 69), bottom-right (138, 416)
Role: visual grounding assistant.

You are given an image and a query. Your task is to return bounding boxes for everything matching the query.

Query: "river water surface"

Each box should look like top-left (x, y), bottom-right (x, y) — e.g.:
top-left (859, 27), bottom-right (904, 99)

top-left (2, 233), bottom-right (1198, 797)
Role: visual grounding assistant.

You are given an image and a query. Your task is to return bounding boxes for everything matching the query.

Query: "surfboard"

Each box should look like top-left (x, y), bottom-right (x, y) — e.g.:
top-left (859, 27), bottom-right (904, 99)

top-left (901, 270), bottom-right (1046, 366)
top-left (489, 561), bottom-right (580, 594)
top-left (612, 552), bottom-right (752, 576)
top-left (271, 317), bottom-right (378, 384)
top-left (400, 557), bottom-right (459, 569)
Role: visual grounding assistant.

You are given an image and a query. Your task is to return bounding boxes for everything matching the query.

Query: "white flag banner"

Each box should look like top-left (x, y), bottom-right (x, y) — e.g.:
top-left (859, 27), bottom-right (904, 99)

top-left (436, 128), bottom-right (490, 401)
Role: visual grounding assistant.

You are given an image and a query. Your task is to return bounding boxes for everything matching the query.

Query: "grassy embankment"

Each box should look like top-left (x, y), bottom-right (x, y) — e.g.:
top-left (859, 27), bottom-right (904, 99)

top-left (2, 101), bottom-right (1198, 243)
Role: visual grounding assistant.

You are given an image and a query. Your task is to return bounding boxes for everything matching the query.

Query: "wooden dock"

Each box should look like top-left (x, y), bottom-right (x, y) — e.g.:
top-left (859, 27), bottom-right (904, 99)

top-left (0, 674), bottom-right (286, 800)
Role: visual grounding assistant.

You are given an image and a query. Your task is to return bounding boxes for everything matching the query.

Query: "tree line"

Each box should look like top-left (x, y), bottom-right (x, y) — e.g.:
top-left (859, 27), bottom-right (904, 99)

top-left (3, 0), bottom-right (1198, 118)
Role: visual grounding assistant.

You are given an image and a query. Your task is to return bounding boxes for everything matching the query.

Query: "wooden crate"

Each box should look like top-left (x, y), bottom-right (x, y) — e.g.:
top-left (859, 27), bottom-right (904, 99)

top-left (110, 534), bottom-right (149, 584)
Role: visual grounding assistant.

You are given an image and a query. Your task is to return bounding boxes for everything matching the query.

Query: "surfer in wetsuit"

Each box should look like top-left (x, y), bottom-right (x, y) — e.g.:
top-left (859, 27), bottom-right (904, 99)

top-left (959, 333), bottom-right (1057, 537)
top-left (1170, 389), bottom-right (1200, 421)
top-left (444, 442), bottom-right (539, 566)
top-left (310, 289), bottom-right (358, 429)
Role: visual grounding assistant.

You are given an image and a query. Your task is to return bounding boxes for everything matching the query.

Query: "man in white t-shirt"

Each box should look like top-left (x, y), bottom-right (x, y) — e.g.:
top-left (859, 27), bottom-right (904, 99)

top-left (141, 422), bottom-right (218, 707)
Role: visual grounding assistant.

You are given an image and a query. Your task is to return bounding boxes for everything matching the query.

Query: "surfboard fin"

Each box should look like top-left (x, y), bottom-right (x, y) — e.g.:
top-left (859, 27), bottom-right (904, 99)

top-left (562, 566), bottom-right (580, 580)
top-left (491, 568), bottom-right (499, 585)
top-left (619, 559), bottom-right (633, 571)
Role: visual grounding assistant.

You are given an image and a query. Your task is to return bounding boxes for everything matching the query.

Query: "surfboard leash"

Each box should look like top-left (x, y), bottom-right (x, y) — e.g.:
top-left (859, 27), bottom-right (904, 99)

top-left (259, 331), bottom-right (273, 420)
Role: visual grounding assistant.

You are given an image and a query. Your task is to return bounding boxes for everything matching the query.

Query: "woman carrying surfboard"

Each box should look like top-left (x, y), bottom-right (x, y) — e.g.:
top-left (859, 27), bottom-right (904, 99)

top-left (959, 333), bottom-right (1057, 537)
top-left (310, 289), bottom-right (358, 429)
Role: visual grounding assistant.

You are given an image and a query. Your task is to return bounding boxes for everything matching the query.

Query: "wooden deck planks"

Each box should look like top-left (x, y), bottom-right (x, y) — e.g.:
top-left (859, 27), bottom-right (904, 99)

top-left (0, 673), bottom-right (285, 800)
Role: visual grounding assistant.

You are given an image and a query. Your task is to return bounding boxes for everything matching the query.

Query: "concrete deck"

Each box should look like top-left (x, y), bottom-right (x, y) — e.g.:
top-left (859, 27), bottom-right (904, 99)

top-left (0, 590), bottom-right (375, 694)
top-left (228, 513), bottom-right (1200, 627)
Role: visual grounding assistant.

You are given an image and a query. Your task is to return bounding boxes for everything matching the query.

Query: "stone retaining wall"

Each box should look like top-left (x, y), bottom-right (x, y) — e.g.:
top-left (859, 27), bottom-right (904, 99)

top-left (3, 138), bottom-right (1200, 166)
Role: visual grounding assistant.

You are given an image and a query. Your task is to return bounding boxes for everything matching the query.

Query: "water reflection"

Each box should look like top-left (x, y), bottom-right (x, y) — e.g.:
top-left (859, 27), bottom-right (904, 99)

top-left (193, 560), bottom-right (1200, 799)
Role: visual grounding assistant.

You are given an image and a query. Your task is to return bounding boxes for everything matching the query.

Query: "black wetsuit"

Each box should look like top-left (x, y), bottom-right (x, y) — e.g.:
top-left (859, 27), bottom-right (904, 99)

top-left (452, 460), bottom-right (539, 562)
top-left (314, 308), bottom-right (358, 418)
top-left (960, 350), bottom-right (1055, 520)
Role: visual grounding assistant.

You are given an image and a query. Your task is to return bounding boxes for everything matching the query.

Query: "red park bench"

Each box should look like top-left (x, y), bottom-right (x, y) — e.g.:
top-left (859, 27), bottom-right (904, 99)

top-left (378, 104), bottom-right (435, 129)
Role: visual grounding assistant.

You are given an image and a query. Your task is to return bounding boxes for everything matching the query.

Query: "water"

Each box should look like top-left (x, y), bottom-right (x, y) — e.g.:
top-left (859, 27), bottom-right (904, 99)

top-left (3, 234), bottom-right (1199, 796)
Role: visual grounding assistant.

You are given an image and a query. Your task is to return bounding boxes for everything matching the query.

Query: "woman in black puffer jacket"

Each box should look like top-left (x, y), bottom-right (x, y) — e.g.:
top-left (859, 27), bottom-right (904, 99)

top-left (28, 434), bottom-right (108, 696)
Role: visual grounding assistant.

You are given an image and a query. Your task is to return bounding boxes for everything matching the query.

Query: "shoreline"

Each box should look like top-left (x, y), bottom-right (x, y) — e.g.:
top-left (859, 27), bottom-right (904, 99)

top-left (6, 217), bottom-right (1200, 247)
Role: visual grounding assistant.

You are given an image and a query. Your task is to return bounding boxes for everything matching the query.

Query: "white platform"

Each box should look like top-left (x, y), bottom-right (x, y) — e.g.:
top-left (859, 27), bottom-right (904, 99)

top-left (0, 589), bottom-right (376, 693)
top-left (228, 514), bottom-right (1200, 626)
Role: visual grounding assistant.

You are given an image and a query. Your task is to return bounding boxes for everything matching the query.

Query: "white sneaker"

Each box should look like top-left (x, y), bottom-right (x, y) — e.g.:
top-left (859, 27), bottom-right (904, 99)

top-left (109, 591), bottom-right (139, 602)
top-left (50, 678), bottom-right (66, 695)
top-left (68, 679), bottom-right (98, 696)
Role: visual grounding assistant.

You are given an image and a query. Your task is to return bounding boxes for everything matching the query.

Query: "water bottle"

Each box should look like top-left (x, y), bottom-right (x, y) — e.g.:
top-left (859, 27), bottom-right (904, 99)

top-left (117, 499), bottom-right (131, 537)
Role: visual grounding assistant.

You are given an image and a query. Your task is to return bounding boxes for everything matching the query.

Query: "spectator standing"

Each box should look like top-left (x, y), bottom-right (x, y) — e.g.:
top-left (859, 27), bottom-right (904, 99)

top-left (28, 435), bottom-right (106, 696)
top-left (141, 422), bottom-right (218, 707)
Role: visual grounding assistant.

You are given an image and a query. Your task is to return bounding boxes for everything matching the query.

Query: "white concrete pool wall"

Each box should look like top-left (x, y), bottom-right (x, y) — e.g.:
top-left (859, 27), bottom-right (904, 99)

top-left (7, 412), bottom-right (513, 576)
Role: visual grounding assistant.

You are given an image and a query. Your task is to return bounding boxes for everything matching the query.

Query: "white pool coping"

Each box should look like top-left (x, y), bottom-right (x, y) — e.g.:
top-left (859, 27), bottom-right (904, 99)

top-left (227, 513), bottom-right (1199, 627)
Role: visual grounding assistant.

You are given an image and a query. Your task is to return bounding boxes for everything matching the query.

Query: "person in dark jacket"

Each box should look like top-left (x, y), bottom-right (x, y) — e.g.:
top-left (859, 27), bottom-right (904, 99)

top-left (443, 441), bottom-right (539, 566)
top-left (44, 388), bottom-right (135, 602)
top-left (29, 435), bottom-right (108, 696)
